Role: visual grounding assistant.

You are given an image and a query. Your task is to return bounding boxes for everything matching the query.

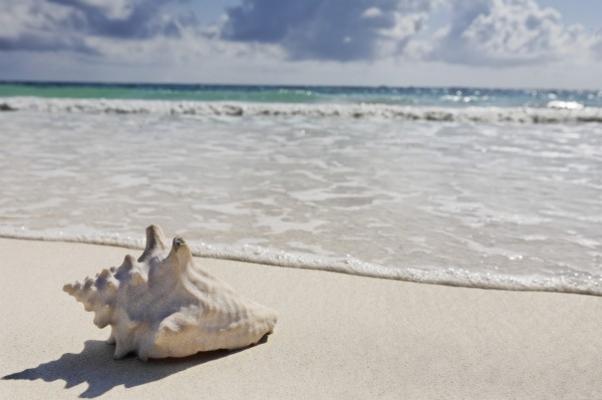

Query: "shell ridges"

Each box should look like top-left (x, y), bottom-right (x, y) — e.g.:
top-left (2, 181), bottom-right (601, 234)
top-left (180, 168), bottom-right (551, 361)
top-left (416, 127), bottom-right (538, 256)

top-left (63, 225), bottom-right (277, 360)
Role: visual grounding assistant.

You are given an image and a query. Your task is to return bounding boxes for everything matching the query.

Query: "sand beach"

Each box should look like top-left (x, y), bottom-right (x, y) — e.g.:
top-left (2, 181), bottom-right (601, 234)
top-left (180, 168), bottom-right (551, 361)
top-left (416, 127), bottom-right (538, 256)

top-left (1, 237), bottom-right (600, 399)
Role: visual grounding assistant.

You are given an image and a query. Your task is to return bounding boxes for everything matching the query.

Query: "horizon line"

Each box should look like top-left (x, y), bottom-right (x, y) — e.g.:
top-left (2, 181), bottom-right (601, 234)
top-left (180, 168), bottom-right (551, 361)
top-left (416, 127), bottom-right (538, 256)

top-left (1, 79), bottom-right (601, 93)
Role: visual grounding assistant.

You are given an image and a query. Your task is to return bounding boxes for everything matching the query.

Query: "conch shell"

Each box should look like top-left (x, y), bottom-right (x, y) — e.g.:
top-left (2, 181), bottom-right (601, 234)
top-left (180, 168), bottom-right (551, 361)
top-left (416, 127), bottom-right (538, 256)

top-left (64, 225), bottom-right (277, 360)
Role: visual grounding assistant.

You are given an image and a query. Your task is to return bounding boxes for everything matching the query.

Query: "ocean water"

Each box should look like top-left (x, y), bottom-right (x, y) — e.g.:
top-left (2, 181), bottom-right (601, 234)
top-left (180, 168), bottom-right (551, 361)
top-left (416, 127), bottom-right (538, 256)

top-left (1, 82), bottom-right (601, 295)
top-left (1, 81), bottom-right (602, 108)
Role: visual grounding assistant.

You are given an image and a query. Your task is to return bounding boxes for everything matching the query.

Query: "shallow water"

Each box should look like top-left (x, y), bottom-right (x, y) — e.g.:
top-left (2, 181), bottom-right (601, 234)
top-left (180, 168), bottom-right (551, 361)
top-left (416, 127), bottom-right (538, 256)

top-left (1, 100), bottom-right (601, 294)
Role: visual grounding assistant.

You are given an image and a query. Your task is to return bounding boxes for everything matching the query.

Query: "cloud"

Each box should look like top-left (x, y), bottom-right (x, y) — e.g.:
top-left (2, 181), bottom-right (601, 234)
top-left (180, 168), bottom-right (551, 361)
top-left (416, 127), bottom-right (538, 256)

top-left (220, 0), bottom-right (439, 61)
top-left (47, 0), bottom-right (183, 39)
top-left (595, 42), bottom-right (602, 60)
top-left (0, 1), bottom-right (94, 53)
top-left (0, 34), bottom-right (97, 54)
top-left (593, 29), bottom-right (602, 60)
top-left (428, 0), bottom-right (591, 66)
top-left (0, 0), bottom-right (191, 54)
top-left (1, 0), bottom-right (601, 77)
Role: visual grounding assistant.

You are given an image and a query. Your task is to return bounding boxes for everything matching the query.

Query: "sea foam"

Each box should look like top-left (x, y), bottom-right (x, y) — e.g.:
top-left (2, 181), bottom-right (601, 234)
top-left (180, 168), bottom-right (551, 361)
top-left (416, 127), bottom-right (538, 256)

top-left (2, 97), bottom-right (602, 123)
top-left (1, 227), bottom-right (601, 296)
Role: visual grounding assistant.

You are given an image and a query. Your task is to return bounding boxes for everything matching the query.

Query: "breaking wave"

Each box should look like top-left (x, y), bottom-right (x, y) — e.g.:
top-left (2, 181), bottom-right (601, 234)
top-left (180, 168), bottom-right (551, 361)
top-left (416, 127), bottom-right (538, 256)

top-left (2, 97), bottom-right (602, 124)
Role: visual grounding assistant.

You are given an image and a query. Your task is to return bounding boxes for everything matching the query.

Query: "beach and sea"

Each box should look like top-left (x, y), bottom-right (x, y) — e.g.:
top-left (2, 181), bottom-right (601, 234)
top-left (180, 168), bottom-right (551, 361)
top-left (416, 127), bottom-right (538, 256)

top-left (1, 82), bottom-right (601, 399)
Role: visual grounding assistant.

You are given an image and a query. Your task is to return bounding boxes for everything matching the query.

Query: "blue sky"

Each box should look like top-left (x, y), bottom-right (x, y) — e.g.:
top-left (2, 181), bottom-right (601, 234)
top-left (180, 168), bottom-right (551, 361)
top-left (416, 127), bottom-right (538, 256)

top-left (0, 0), bottom-right (601, 89)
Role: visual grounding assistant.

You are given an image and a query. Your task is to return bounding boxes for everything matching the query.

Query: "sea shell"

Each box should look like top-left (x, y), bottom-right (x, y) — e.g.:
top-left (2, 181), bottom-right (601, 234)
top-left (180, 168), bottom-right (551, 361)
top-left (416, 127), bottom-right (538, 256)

top-left (63, 225), bottom-right (278, 360)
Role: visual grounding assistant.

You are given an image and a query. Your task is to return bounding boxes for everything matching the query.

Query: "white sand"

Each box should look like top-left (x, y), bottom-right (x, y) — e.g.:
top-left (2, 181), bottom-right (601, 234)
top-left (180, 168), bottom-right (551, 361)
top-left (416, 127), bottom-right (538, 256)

top-left (0, 238), bottom-right (600, 399)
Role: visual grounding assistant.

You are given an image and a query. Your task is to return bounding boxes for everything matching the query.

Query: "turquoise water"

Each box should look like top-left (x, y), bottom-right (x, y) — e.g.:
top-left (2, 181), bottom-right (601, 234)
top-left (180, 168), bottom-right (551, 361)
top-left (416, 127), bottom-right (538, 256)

top-left (1, 81), bottom-right (602, 108)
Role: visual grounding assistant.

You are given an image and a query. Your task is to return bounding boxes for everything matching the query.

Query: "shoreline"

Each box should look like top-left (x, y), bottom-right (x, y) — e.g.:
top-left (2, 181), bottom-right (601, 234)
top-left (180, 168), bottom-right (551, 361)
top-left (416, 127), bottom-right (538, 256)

top-left (0, 233), bottom-right (600, 297)
top-left (1, 237), bottom-right (600, 399)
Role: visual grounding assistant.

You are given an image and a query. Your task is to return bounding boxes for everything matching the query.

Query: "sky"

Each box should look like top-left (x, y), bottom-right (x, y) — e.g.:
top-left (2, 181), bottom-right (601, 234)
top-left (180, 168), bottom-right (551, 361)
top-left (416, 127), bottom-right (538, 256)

top-left (0, 0), bottom-right (601, 89)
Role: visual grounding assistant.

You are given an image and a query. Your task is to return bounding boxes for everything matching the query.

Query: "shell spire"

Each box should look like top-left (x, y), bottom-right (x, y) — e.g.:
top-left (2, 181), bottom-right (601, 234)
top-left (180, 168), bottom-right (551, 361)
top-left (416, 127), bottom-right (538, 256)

top-left (138, 224), bottom-right (168, 262)
top-left (63, 225), bottom-right (277, 360)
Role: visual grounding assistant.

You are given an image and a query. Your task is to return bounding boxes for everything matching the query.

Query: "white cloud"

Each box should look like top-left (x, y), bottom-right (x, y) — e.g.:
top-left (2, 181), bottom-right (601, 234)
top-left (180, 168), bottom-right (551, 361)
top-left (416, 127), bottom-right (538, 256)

top-left (0, 0), bottom-right (193, 54)
top-left (428, 0), bottom-right (596, 66)
top-left (362, 7), bottom-right (384, 19)
top-left (0, 1), bottom-right (97, 53)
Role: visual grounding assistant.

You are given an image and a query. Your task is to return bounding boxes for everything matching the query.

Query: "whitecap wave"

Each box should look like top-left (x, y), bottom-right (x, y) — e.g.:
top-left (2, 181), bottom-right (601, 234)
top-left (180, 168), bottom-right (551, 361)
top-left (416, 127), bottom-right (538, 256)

top-left (546, 100), bottom-right (585, 110)
top-left (1, 97), bottom-right (602, 124)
